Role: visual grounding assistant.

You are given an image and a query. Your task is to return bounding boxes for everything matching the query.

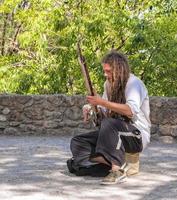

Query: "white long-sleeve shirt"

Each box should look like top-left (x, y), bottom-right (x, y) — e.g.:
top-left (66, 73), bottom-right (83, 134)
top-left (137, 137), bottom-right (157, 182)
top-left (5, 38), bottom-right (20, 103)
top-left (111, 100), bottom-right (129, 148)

top-left (102, 73), bottom-right (151, 149)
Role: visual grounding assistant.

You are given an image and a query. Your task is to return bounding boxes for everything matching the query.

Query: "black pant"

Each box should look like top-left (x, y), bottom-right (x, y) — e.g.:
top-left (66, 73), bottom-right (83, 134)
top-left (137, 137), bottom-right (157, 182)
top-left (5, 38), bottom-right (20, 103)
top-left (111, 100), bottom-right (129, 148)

top-left (70, 118), bottom-right (143, 169)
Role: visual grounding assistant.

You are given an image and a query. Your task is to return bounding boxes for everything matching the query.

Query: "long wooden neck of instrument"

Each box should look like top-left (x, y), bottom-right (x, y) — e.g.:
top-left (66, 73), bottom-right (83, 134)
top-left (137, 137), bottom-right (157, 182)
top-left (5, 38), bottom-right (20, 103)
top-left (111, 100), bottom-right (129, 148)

top-left (77, 41), bottom-right (98, 113)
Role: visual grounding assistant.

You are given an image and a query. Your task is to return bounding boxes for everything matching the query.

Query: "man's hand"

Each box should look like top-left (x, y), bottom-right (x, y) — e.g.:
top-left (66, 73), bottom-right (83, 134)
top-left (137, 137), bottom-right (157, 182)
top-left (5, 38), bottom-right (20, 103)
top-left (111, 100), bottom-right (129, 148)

top-left (86, 96), bottom-right (106, 106)
top-left (82, 104), bottom-right (92, 123)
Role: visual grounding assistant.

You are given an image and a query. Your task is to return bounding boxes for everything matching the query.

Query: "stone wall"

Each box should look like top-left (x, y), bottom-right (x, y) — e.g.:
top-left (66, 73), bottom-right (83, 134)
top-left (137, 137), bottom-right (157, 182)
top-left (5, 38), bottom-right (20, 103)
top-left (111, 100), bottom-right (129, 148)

top-left (150, 96), bottom-right (177, 142)
top-left (0, 94), bottom-right (177, 142)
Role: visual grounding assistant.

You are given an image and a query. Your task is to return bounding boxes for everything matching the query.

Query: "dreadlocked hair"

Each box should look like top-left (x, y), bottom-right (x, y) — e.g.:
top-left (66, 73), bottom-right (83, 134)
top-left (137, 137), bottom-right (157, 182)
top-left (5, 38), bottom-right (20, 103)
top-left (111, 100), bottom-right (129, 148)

top-left (102, 50), bottom-right (130, 120)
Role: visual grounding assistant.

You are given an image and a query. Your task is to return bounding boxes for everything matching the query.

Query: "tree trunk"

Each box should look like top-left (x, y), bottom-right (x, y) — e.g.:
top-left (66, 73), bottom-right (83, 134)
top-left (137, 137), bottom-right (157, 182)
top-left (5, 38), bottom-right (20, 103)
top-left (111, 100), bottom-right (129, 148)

top-left (1, 13), bottom-right (8, 56)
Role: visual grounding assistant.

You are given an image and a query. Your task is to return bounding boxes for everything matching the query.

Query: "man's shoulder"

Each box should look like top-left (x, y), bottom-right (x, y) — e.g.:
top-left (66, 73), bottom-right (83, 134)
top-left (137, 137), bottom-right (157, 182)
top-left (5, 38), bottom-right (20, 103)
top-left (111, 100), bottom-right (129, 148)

top-left (127, 73), bottom-right (147, 91)
top-left (128, 73), bottom-right (142, 85)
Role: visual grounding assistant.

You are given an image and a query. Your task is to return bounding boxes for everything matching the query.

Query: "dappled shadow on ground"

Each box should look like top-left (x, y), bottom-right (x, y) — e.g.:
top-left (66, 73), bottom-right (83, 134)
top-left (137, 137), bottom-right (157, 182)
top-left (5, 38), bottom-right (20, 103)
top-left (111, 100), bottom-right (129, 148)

top-left (0, 136), bottom-right (177, 200)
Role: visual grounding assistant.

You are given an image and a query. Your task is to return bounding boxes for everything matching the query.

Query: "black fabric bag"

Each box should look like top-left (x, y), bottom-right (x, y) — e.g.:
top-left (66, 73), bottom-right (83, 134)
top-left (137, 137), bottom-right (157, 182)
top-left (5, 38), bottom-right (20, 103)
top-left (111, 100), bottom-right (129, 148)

top-left (66, 158), bottom-right (111, 177)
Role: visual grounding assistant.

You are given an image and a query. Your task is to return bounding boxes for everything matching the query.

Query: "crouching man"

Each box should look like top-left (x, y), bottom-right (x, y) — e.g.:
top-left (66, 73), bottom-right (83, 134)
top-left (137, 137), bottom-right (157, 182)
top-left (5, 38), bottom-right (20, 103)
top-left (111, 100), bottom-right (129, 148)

top-left (67, 50), bottom-right (151, 185)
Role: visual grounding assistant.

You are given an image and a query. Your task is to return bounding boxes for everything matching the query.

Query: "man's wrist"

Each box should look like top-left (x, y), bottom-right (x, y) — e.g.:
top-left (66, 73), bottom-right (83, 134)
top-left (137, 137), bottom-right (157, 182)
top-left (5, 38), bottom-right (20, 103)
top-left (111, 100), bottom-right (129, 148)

top-left (101, 99), bottom-right (109, 108)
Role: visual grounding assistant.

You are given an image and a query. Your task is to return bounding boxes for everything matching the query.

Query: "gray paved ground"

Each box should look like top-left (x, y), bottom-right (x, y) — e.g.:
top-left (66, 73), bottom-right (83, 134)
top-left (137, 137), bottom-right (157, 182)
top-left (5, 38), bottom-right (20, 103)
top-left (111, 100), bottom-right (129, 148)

top-left (0, 135), bottom-right (177, 200)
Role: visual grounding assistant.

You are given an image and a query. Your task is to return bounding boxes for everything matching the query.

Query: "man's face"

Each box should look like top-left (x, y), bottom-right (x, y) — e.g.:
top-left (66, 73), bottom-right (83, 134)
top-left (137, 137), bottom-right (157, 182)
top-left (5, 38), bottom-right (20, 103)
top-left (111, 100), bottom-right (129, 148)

top-left (103, 63), bottom-right (112, 81)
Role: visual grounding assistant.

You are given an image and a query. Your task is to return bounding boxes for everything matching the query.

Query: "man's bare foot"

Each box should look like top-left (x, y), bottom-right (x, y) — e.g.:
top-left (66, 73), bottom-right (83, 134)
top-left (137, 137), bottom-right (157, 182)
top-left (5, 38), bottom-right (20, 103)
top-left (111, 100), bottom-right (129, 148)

top-left (90, 156), bottom-right (110, 166)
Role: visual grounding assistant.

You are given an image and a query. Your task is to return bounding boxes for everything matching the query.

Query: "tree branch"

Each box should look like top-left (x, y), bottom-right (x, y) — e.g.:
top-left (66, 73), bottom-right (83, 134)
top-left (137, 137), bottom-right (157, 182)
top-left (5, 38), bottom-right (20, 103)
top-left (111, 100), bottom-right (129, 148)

top-left (116, 36), bottom-right (129, 51)
top-left (140, 43), bottom-right (160, 80)
top-left (8, 23), bottom-right (22, 55)
top-left (1, 13), bottom-right (8, 56)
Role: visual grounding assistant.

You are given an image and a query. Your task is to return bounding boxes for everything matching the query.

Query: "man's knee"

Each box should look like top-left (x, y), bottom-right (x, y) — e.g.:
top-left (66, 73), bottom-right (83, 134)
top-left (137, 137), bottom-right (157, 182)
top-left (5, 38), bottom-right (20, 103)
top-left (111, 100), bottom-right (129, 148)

top-left (100, 118), bottom-right (113, 131)
top-left (101, 117), bottom-right (124, 128)
top-left (70, 135), bottom-right (81, 150)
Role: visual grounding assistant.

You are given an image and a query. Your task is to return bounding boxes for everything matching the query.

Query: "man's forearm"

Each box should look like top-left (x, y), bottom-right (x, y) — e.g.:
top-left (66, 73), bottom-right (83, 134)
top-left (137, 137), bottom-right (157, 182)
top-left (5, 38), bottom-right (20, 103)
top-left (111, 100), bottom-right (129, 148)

top-left (86, 96), bottom-right (133, 118)
top-left (102, 100), bottom-right (133, 118)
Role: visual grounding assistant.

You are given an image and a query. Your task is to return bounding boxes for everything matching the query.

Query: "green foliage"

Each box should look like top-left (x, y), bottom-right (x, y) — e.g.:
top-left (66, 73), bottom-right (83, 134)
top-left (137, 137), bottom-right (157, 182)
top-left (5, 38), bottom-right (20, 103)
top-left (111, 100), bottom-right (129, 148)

top-left (0, 0), bottom-right (176, 96)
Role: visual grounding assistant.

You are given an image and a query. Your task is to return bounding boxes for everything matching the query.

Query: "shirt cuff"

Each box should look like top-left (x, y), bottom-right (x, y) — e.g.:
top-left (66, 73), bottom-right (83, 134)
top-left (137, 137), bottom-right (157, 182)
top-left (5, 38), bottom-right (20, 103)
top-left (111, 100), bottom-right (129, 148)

top-left (126, 102), bottom-right (140, 121)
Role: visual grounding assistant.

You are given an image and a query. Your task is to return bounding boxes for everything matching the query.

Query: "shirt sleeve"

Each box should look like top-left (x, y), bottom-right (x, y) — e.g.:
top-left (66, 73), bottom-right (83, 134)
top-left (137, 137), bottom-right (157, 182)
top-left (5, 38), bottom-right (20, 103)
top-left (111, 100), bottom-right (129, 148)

top-left (125, 79), bottom-right (147, 119)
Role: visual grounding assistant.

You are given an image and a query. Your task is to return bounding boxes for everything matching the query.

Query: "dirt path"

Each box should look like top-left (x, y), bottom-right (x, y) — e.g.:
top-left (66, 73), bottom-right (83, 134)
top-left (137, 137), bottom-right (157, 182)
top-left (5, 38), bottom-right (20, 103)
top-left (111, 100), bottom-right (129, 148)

top-left (0, 136), bottom-right (177, 200)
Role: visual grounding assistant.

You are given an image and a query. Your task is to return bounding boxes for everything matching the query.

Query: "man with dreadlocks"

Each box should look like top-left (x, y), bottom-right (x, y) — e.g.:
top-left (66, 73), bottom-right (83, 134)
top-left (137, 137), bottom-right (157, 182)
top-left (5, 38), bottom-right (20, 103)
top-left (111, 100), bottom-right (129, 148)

top-left (67, 50), bottom-right (151, 185)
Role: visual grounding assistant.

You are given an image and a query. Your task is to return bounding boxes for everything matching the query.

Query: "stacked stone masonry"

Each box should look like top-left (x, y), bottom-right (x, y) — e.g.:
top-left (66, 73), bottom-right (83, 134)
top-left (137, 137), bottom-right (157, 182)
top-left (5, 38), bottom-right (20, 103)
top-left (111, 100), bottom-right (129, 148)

top-left (0, 94), bottom-right (176, 142)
